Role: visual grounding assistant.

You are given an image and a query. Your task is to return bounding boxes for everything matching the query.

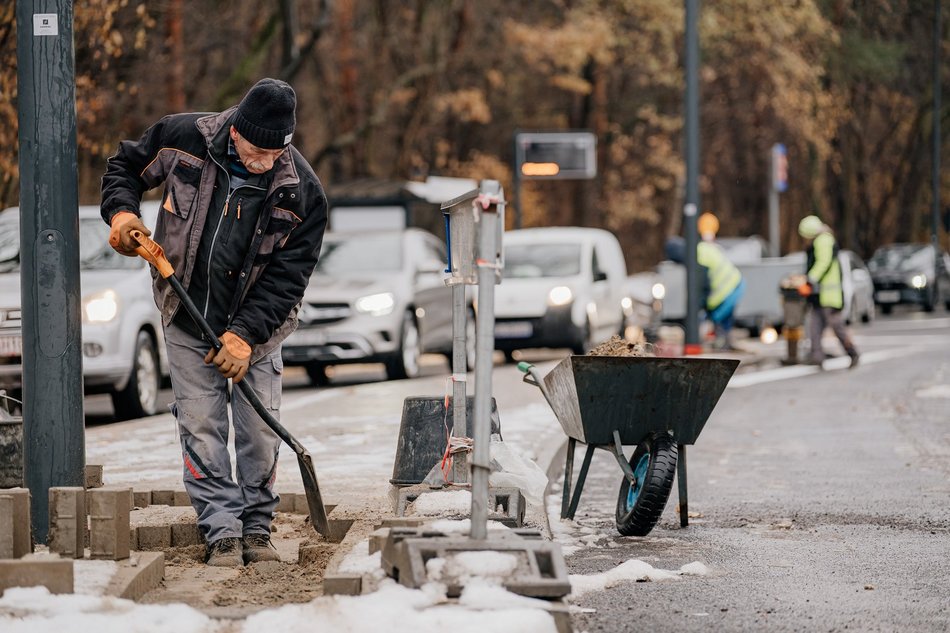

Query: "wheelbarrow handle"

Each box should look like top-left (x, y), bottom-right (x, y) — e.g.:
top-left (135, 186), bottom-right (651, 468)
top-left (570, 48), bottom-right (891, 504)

top-left (516, 361), bottom-right (557, 409)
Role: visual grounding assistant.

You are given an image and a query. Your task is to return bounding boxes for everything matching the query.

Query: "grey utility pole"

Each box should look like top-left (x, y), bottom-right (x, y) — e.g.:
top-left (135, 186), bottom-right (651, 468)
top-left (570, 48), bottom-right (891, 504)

top-left (684, 0), bottom-right (701, 352)
top-left (933, 0), bottom-right (942, 250)
top-left (16, 1), bottom-right (85, 543)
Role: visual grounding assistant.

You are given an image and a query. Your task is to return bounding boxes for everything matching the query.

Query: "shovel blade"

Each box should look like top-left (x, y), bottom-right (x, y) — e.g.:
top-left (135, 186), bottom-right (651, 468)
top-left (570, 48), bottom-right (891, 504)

top-left (297, 450), bottom-right (332, 538)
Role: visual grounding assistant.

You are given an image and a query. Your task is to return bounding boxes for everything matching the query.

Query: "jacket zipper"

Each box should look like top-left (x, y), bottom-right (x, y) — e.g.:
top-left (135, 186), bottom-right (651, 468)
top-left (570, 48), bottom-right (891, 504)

top-left (204, 151), bottom-right (266, 321)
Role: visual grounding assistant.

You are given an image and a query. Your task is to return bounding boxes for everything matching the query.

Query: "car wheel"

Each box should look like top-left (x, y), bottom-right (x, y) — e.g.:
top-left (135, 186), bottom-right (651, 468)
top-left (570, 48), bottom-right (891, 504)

top-left (385, 312), bottom-right (421, 380)
top-left (111, 330), bottom-right (161, 421)
top-left (881, 303), bottom-right (893, 315)
top-left (922, 286), bottom-right (936, 312)
top-left (305, 363), bottom-right (330, 386)
top-left (571, 320), bottom-right (593, 355)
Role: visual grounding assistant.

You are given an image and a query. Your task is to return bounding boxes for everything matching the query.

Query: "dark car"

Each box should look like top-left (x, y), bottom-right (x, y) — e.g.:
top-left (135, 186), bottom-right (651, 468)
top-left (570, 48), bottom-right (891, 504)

top-left (867, 243), bottom-right (950, 314)
top-left (281, 229), bottom-right (473, 384)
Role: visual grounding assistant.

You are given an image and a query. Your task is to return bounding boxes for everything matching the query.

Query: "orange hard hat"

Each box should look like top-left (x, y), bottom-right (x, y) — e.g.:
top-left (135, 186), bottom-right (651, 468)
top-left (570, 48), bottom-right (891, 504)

top-left (698, 212), bottom-right (719, 237)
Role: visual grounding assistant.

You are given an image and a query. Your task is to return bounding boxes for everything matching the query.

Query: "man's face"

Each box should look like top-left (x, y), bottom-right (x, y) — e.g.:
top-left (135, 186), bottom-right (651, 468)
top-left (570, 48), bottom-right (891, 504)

top-left (230, 126), bottom-right (285, 174)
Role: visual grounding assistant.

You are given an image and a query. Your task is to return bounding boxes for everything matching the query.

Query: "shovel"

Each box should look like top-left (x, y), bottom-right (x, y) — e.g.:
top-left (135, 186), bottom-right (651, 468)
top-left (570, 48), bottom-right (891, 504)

top-left (130, 229), bottom-right (332, 539)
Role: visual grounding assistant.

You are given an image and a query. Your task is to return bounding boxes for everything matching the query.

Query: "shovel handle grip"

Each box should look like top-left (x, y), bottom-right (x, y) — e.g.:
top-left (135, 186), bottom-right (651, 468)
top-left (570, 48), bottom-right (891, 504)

top-left (130, 230), bottom-right (175, 279)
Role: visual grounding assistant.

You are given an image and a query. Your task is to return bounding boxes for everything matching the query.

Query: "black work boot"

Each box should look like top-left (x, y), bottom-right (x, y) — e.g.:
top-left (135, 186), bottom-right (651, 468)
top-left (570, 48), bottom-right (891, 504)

top-left (206, 537), bottom-right (243, 567)
top-left (242, 533), bottom-right (281, 564)
top-left (848, 350), bottom-right (860, 369)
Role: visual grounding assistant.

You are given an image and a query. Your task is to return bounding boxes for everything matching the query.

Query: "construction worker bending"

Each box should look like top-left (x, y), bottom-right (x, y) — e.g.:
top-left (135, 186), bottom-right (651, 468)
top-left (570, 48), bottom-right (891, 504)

top-left (796, 215), bottom-right (860, 369)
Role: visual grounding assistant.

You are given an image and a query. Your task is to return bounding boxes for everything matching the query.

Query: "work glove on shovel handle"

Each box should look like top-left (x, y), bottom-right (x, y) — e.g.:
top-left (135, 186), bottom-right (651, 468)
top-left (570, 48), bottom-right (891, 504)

top-left (204, 332), bottom-right (252, 383)
top-left (110, 212), bottom-right (152, 257)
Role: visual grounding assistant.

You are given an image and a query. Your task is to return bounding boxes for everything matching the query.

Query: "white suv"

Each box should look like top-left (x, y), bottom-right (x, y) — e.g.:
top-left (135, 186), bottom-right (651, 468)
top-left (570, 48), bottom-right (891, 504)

top-left (0, 203), bottom-right (166, 420)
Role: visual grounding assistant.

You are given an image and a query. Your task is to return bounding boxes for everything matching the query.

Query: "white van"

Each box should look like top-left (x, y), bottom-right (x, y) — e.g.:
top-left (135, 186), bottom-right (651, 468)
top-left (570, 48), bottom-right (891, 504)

top-left (494, 227), bottom-right (628, 359)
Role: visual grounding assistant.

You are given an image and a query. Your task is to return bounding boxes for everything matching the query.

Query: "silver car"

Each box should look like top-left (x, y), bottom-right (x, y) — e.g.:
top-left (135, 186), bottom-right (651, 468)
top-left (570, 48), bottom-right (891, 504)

top-left (282, 229), bottom-right (473, 383)
top-left (0, 203), bottom-right (166, 420)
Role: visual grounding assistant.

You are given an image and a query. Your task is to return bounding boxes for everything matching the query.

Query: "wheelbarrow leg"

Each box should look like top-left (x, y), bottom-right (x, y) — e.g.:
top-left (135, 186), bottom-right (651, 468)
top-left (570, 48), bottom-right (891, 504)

top-left (566, 443), bottom-right (596, 520)
top-left (677, 443), bottom-right (688, 527)
top-left (610, 430), bottom-right (637, 485)
top-left (560, 438), bottom-right (576, 519)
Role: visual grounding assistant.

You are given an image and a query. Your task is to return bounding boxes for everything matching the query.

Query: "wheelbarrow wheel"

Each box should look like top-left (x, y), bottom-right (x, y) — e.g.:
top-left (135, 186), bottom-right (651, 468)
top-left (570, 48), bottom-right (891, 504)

top-left (615, 433), bottom-right (678, 536)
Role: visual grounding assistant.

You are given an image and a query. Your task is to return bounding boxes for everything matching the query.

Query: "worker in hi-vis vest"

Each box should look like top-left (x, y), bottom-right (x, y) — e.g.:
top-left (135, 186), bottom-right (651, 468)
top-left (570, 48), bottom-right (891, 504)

top-left (665, 212), bottom-right (746, 350)
top-left (796, 215), bottom-right (860, 369)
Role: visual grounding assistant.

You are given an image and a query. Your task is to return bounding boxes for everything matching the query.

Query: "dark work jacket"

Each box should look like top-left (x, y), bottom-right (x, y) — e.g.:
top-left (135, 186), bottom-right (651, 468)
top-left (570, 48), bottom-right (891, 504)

top-left (100, 108), bottom-right (328, 363)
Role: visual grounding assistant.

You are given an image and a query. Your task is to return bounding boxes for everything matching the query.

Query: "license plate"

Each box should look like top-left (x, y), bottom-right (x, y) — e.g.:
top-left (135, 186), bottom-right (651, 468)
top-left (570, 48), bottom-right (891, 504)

top-left (0, 335), bottom-right (22, 358)
top-left (290, 329), bottom-right (327, 346)
top-left (875, 290), bottom-right (900, 303)
top-left (494, 321), bottom-right (533, 339)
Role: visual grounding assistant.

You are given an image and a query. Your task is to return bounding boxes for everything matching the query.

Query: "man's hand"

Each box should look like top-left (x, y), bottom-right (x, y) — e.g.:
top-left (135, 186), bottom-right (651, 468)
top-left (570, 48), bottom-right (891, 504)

top-left (109, 211), bottom-right (151, 256)
top-left (204, 331), bottom-right (252, 382)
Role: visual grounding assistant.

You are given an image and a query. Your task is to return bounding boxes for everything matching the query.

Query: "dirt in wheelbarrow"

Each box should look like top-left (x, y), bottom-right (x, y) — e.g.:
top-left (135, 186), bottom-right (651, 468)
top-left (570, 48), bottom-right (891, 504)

top-left (587, 335), bottom-right (654, 357)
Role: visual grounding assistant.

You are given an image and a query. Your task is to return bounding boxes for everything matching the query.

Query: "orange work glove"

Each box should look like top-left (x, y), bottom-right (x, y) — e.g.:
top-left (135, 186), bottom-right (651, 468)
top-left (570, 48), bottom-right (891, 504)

top-left (204, 331), bottom-right (252, 382)
top-left (797, 282), bottom-right (813, 297)
top-left (109, 211), bottom-right (151, 257)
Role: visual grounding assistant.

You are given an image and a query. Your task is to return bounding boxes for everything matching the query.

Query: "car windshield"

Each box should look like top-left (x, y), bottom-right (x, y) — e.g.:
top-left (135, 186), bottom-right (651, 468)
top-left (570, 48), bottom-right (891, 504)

top-left (504, 243), bottom-right (582, 278)
top-left (0, 213), bottom-right (141, 273)
top-left (868, 245), bottom-right (933, 273)
top-left (313, 233), bottom-right (403, 275)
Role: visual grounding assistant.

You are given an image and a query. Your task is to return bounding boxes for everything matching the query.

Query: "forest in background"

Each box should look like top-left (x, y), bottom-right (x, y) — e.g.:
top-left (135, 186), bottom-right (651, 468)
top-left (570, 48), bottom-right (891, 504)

top-left (0, 0), bottom-right (946, 271)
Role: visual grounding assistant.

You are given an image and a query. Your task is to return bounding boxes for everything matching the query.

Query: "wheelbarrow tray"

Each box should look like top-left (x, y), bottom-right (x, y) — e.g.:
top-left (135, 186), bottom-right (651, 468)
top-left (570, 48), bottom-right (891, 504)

top-left (542, 355), bottom-right (739, 446)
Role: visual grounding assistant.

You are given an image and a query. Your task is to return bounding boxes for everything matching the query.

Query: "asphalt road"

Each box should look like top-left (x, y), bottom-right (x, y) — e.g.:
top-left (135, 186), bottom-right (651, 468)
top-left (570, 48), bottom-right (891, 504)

top-left (562, 310), bottom-right (950, 632)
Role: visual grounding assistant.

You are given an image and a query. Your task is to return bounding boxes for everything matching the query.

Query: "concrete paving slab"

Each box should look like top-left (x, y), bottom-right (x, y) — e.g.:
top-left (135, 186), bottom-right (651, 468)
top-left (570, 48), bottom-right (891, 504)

top-left (0, 557), bottom-right (73, 594)
top-left (105, 551), bottom-right (165, 600)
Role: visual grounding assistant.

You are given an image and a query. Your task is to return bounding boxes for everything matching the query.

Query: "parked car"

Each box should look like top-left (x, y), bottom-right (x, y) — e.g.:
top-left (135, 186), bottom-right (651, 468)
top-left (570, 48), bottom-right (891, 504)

top-left (0, 203), bottom-right (166, 420)
top-left (867, 243), bottom-right (950, 314)
top-left (839, 249), bottom-right (875, 324)
top-left (282, 229), bottom-right (470, 383)
top-left (493, 227), bottom-right (628, 359)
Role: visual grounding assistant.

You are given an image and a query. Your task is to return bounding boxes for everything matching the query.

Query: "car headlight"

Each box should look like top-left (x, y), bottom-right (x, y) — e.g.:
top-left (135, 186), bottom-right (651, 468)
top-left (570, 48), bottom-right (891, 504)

top-left (355, 292), bottom-right (395, 316)
top-left (83, 289), bottom-right (120, 323)
top-left (547, 286), bottom-right (574, 307)
top-left (652, 283), bottom-right (666, 301)
top-left (910, 274), bottom-right (927, 289)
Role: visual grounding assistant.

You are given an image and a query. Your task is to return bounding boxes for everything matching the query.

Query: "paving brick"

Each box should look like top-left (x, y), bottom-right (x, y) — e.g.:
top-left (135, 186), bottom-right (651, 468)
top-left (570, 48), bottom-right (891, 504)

top-left (132, 490), bottom-right (151, 508)
top-left (297, 543), bottom-right (325, 566)
top-left (323, 573), bottom-right (362, 596)
top-left (88, 487), bottom-right (132, 560)
top-left (0, 488), bottom-right (31, 558)
top-left (150, 490), bottom-right (175, 506)
top-left (0, 558), bottom-right (73, 594)
top-left (135, 525), bottom-right (172, 550)
top-left (48, 487), bottom-right (85, 559)
top-left (0, 496), bottom-right (13, 558)
top-left (105, 551), bottom-right (165, 600)
top-left (171, 522), bottom-right (202, 547)
top-left (173, 491), bottom-right (191, 507)
top-left (276, 492), bottom-right (296, 513)
top-left (84, 464), bottom-right (104, 489)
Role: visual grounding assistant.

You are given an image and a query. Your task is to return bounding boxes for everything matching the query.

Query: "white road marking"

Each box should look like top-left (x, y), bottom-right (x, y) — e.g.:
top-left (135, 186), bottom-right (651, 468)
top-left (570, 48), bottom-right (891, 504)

top-left (727, 348), bottom-right (918, 389)
top-left (282, 389), bottom-right (337, 411)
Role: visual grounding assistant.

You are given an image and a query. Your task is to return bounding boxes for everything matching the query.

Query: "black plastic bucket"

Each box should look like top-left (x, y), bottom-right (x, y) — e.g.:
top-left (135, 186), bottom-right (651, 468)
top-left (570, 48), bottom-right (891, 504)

top-left (390, 396), bottom-right (501, 486)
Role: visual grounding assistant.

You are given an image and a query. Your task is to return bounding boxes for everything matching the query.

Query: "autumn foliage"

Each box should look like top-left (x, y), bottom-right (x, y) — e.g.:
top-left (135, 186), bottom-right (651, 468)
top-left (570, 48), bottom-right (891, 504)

top-left (0, 1), bottom-right (946, 270)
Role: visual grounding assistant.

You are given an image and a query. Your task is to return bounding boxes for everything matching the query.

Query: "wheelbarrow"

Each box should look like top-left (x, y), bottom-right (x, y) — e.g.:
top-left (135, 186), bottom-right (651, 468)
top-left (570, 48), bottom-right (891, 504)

top-left (519, 355), bottom-right (739, 536)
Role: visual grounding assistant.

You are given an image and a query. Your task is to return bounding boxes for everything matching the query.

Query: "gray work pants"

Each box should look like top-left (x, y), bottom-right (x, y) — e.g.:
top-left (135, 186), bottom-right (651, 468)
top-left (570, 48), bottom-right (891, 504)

top-left (164, 323), bottom-right (283, 544)
top-left (807, 305), bottom-right (857, 361)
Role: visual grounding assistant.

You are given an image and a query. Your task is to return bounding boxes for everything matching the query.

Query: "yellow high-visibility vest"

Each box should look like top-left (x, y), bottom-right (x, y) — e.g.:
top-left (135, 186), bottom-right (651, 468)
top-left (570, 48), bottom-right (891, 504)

top-left (697, 241), bottom-right (742, 310)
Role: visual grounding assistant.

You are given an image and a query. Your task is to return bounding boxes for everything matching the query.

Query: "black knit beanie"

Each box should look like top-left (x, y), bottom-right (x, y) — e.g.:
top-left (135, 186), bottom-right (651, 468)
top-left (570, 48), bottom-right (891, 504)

top-left (233, 78), bottom-right (296, 150)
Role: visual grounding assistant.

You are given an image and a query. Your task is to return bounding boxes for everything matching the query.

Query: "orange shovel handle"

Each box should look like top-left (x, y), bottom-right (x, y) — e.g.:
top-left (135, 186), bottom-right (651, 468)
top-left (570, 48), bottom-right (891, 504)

top-left (130, 230), bottom-right (175, 279)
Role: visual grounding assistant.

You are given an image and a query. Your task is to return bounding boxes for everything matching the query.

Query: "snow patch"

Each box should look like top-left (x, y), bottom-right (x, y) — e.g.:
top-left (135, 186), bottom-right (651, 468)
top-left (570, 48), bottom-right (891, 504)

top-left (338, 539), bottom-right (384, 576)
top-left (679, 561), bottom-right (709, 576)
top-left (568, 559), bottom-right (681, 598)
top-left (73, 560), bottom-right (118, 596)
top-left (239, 580), bottom-right (558, 633)
top-left (0, 587), bottom-right (221, 633)
top-left (408, 490), bottom-right (472, 517)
